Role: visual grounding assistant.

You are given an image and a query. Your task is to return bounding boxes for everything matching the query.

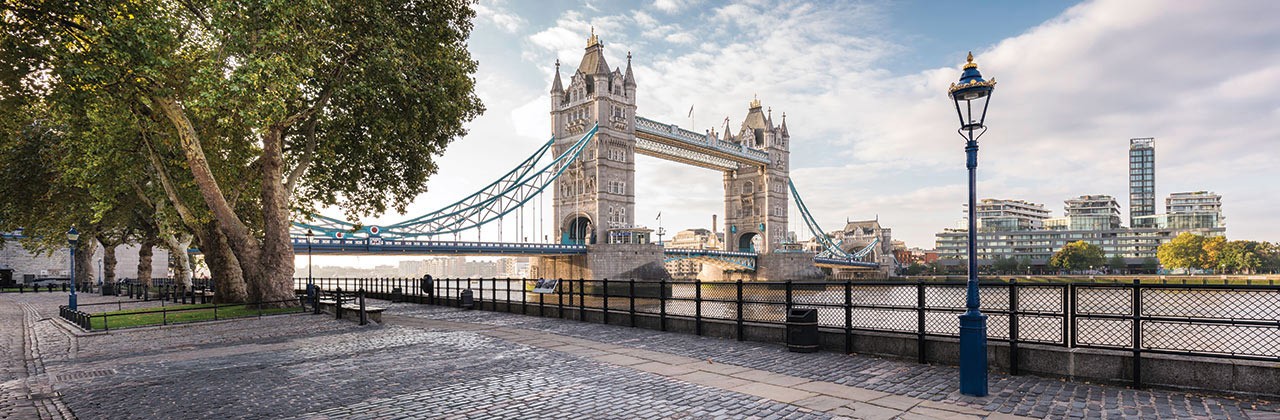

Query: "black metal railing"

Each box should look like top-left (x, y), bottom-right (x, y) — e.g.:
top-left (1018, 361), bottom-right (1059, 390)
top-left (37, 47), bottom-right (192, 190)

top-left (58, 297), bottom-right (305, 332)
top-left (295, 276), bottom-right (1280, 387)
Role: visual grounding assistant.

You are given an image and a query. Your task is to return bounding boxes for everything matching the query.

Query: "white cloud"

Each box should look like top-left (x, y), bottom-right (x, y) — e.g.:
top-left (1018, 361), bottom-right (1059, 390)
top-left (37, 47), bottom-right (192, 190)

top-left (652, 0), bottom-right (701, 14)
top-left (351, 0), bottom-right (1280, 250)
top-left (474, 1), bottom-right (527, 33)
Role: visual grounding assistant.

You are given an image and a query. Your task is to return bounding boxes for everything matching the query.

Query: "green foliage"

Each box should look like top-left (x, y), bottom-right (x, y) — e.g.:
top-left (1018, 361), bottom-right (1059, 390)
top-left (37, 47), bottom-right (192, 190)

top-left (1141, 257), bottom-right (1160, 274)
top-left (902, 263), bottom-right (926, 276)
top-left (1107, 255), bottom-right (1128, 273)
top-left (992, 256), bottom-right (1021, 274)
top-left (1157, 233), bottom-right (1210, 272)
top-left (1049, 241), bottom-right (1105, 272)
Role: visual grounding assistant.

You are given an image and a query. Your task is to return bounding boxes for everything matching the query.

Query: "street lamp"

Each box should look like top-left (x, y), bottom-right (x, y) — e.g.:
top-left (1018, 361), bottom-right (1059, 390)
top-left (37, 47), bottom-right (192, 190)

top-left (949, 51), bottom-right (996, 397)
top-left (305, 229), bottom-right (315, 286)
top-left (67, 227), bottom-right (80, 311)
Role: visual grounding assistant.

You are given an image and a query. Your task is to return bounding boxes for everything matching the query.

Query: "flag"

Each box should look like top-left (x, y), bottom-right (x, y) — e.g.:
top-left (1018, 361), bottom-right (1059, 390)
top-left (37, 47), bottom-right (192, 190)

top-left (656, 212), bottom-right (662, 220)
top-left (687, 105), bottom-right (694, 118)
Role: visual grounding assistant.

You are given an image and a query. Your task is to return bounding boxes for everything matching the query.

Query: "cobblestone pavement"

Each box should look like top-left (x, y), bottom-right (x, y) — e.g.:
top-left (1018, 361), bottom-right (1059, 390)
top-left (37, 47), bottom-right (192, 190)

top-left (4, 291), bottom-right (1277, 419)
top-left (381, 302), bottom-right (1279, 420)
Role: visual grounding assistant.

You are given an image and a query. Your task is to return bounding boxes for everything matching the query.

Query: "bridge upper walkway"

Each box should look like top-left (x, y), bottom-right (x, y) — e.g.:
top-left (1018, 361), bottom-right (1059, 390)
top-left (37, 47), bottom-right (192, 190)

top-left (634, 116), bottom-right (770, 171)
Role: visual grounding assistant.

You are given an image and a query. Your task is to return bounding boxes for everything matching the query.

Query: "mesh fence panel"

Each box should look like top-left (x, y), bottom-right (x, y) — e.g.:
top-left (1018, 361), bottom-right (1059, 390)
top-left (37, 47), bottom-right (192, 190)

top-left (1019, 315), bottom-right (1065, 344)
top-left (742, 302), bottom-right (787, 323)
top-left (1018, 286), bottom-right (1064, 313)
top-left (741, 283), bottom-right (787, 303)
top-left (1076, 287), bottom-right (1132, 315)
top-left (852, 308), bottom-right (916, 332)
top-left (1143, 321), bottom-right (1280, 358)
top-left (1076, 318), bottom-right (1132, 348)
top-left (851, 285), bottom-right (916, 308)
top-left (1143, 288), bottom-right (1280, 321)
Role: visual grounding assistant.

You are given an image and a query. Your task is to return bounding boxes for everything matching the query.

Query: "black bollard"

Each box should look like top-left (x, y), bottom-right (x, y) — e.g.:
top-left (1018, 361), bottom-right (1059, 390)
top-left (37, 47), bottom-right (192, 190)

top-left (359, 289), bottom-right (368, 326)
top-left (335, 287), bottom-right (343, 320)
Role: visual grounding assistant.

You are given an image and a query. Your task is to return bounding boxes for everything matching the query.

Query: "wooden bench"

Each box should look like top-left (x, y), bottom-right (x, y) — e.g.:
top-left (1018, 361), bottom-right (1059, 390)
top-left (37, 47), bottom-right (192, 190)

top-left (314, 289), bottom-right (384, 324)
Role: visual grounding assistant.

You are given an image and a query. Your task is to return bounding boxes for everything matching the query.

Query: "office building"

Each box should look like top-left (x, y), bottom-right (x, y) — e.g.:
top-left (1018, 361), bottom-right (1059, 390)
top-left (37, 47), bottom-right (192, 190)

top-left (1065, 195), bottom-right (1122, 231)
top-left (1129, 138), bottom-right (1156, 227)
top-left (970, 199), bottom-right (1051, 232)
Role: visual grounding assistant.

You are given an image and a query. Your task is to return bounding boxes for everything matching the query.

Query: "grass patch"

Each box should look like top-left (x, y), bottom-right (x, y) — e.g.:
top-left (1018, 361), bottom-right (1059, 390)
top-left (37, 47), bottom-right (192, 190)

top-left (89, 304), bottom-right (303, 330)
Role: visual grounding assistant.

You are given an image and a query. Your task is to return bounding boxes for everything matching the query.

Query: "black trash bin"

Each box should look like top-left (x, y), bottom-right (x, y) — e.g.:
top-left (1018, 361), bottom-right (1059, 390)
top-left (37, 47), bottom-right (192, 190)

top-left (391, 287), bottom-right (402, 303)
top-left (460, 289), bottom-right (475, 310)
top-left (786, 308), bottom-right (819, 353)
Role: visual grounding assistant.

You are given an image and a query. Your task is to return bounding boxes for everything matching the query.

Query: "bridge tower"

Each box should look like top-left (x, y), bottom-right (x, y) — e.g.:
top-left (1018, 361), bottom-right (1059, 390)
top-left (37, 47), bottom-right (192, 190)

top-left (538, 30), bottom-right (668, 281)
top-left (720, 100), bottom-right (790, 254)
top-left (549, 29), bottom-right (637, 245)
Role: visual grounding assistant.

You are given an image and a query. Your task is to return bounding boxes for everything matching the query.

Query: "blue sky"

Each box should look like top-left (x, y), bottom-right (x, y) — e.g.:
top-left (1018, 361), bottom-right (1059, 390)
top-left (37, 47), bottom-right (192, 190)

top-left (339, 0), bottom-right (1280, 254)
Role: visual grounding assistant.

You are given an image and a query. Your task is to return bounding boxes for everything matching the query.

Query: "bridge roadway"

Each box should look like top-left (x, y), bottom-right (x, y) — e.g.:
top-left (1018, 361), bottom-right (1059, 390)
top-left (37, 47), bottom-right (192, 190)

top-left (290, 238), bottom-right (876, 270)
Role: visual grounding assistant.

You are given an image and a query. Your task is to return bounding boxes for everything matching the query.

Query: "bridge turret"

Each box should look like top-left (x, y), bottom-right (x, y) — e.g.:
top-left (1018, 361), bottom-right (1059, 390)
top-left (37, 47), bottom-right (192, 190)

top-left (721, 97), bottom-right (790, 254)
top-left (550, 29), bottom-right (638, 247)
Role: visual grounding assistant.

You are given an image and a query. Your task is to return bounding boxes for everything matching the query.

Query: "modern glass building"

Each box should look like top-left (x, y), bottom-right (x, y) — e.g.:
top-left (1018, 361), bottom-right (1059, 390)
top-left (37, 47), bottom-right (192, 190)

top-left (1064, 195), bottom-right (1122, 231)
top-left (1129, 138), bottom-right (1156, 227)
top-left (969, 199), bottom-right (1051, 232)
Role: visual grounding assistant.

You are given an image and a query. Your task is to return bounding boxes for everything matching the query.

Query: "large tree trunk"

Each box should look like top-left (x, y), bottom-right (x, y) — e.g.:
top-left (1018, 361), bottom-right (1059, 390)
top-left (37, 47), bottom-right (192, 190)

top-left (200, 221), bottom-right (248, 303)
top-left (137, 235), bottom-right (156, 288)
top-left (256, 128), bottom-right (298, 306)
top-left (102, 243), bottom-right (118, 286)
top-left (162, 233), bottom-right (193, 290)
top-left (153, 96), bottom-right (272, 304)
top-left (74, 236), bottom-right (96, 292)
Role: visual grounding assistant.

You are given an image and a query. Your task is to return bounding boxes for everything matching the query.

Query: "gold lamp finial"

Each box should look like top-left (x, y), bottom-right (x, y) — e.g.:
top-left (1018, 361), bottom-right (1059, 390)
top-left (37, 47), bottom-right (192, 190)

top-left (963, 51), bottom-right (977, 69)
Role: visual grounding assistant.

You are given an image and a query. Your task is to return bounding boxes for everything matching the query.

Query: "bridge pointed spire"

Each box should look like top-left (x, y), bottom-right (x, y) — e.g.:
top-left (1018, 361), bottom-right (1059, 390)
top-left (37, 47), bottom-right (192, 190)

top-left (551, 59), bottom-right (564, 93)
top-left (624, 51), bottom-right (636, 88)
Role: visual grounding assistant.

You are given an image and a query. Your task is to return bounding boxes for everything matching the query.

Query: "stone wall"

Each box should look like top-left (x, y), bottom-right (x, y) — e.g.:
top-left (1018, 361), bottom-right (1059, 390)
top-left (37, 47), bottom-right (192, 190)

top-left (534, 243), bottom-right (671, 281)
top-left (0, 242), bottom-right (169, 283)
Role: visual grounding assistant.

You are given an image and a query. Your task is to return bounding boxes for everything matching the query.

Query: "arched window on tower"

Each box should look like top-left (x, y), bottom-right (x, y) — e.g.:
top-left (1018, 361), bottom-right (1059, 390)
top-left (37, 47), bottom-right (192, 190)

top-left (742, 181), bottom-right (754, 195)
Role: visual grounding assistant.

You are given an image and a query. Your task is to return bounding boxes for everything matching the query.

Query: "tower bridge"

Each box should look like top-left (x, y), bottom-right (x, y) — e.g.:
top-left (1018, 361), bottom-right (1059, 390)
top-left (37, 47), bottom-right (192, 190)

top-left (291, 31), bottom-right (893, 279)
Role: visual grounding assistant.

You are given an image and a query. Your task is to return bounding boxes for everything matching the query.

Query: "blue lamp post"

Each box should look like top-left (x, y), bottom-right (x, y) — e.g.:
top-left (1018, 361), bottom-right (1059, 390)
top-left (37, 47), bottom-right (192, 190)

top-left (67, 227), bottom-right (80, 311)
top-left (949, 52), bottom-right (996, 397)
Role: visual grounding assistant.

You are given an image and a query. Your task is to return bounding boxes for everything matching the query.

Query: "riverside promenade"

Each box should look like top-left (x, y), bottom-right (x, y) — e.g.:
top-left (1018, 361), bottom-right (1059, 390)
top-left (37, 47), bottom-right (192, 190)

top-left (2, 292), bottom-right (1276, 419)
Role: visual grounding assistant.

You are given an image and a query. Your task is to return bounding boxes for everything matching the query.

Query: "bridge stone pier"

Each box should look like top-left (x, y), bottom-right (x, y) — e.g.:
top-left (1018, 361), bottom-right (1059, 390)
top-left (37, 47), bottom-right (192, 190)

top-left (536, 30), bottom-right (822, 281)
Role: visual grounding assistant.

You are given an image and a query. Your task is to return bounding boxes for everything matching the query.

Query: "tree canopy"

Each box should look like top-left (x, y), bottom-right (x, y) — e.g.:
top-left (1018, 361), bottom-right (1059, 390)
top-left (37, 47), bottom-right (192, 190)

top-left (3, 0), bottom-right (485, 302)
top-left (1049, 241), bottom-right (1105, 272)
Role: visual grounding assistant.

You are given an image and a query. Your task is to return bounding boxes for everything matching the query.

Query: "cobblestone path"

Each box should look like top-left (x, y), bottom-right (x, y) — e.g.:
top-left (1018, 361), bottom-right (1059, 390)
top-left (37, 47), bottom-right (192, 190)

top-left (3, 292), bottom-right (1277, 419)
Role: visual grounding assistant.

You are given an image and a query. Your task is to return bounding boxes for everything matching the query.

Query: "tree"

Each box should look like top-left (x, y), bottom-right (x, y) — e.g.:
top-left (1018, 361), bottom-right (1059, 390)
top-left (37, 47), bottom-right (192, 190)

top-left (1107, 255), bottom-right (1128, 274)
top-left (5, 1), bottom-right (485, 304)
top-left (1141, 257), bottom-right (1160, 274)
top-left (1049, 241), bottom-right (1105, 272)
top-left (1201, 236), bottom-right (1226, 271)
top-left (1219, 240), bottom-right (1264, 274)
top-left (1158, 233), bottom-right (1207, 273)
top-left (992, 257), bottom-right (1020, 275)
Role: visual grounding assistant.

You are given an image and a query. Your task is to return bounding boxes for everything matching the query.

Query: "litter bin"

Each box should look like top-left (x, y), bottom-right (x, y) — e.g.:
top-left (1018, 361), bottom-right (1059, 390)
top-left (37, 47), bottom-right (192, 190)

top-left (786, 308), bottom-right (819, 353)
top-left (460, 289), bottom-right (475, 309)
top-left (391, 287), bottom-right (402, 303)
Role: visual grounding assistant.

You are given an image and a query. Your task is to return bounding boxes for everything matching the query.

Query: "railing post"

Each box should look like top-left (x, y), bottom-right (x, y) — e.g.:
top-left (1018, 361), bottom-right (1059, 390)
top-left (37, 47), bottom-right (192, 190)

top-left (335, 287), bottom-right (344, 319)
top-left (845, 280), bottom-right (853, 354)
top-left (1009, 278), bottom-right (1020, 376)
top-left (736, 279), bottom-right (744, 341)
top-left (359, 288), bottom-right (368, 326)
top-left (521, 279), bottom-right (527, 315)
top-left (785, 280), bottom-right (793, 313)
top-left (659, 278), bottom-right (667, 332)
top-left (479, 278), bottom-right (484, 311)
top-left (629, 278), bottom-right (637, 328)
top-left (1067, 283), bottom-right (1077, 348)
top-left (557, 278), bottom-right (564, 319)
top-left (916, 281), bottom-right (926, 364)
top-left (213, 303), bottom-right (218, 321)
top-left (1132, 279), bottom-right (1142, 389)
top-left (695, 279), bottom-right (703, 336)
top-left (578, 278), bottom-right (585, 322)
top-left (602, 278), bottom-right (610, 325)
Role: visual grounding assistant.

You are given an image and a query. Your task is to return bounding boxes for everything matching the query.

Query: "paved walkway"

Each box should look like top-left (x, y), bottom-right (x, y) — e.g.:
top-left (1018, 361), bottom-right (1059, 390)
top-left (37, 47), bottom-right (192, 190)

top-left (1, 292), bottom-right (1276, 419)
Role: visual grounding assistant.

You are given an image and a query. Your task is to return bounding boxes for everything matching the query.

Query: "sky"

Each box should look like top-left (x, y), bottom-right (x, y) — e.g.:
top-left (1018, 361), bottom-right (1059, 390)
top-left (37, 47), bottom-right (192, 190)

top-left (309, 0), bottom-right (1280, 268)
